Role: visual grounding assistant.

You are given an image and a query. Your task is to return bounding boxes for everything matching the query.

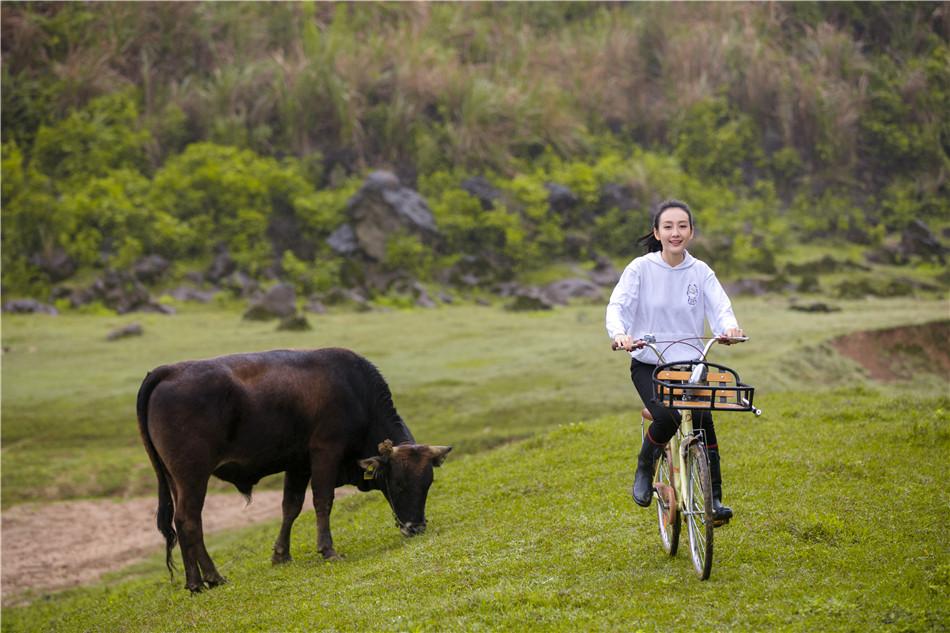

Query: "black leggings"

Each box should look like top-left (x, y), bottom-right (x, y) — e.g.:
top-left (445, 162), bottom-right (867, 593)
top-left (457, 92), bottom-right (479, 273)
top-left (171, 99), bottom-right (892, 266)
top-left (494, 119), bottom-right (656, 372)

top-left (630, 358), bottom-right (719, 449)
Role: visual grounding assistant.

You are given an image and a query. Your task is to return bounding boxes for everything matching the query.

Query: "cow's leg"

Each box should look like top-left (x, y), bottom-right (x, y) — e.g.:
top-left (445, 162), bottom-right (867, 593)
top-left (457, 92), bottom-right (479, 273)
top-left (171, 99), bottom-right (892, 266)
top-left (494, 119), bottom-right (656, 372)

top-left (309, 447), bottom-right (343, 561)
top-left (173, 477), bottom-right (225, 591)
top-left (272, 469), bottom-right (310, 564)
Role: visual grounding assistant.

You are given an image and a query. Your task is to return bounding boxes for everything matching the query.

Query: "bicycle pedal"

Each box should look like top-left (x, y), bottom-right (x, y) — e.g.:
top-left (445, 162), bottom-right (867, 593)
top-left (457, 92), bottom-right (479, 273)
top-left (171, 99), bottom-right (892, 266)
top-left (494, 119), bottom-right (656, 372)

top-left (713, 517), bottom-right (731, 528)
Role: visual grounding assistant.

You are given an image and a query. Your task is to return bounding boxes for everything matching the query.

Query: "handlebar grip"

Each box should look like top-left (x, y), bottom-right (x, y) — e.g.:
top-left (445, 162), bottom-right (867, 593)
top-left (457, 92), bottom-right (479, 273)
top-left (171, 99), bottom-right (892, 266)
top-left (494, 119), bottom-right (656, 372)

top-left (612, 341), bottom-right (645, 351)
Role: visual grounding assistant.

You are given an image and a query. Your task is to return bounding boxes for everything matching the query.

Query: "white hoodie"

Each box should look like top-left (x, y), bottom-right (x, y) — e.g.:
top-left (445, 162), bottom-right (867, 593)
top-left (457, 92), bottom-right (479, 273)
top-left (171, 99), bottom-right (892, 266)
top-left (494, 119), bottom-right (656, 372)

top-left (605, 251), bottom-right (738, 364)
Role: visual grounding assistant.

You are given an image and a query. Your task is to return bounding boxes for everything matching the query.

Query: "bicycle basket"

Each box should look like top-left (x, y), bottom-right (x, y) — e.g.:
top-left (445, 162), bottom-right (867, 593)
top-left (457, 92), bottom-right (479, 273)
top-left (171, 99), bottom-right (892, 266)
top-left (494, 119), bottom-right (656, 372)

top-left (652, 361), bottom-right (755, 412)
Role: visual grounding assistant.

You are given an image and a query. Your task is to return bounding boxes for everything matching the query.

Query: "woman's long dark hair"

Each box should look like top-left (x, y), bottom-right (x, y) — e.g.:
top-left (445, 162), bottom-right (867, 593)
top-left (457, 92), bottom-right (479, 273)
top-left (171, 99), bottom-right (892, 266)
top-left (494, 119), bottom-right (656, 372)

top-left (636, 199), bottom-right (694, 253)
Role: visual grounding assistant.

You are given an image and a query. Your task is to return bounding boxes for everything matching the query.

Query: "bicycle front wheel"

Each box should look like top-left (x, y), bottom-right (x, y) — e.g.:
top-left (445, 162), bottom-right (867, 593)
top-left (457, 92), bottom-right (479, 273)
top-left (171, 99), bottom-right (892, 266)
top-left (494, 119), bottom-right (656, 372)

top-left (654, 446), bottom-right (680, 555)
top-left (685, 443), bottom-right (714, 580)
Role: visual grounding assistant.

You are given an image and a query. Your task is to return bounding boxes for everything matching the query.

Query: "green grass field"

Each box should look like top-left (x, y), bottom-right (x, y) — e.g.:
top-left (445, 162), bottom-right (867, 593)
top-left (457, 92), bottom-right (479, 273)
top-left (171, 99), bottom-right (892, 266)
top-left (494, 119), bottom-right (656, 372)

top-left (2, 297), bottom-right (949, 631)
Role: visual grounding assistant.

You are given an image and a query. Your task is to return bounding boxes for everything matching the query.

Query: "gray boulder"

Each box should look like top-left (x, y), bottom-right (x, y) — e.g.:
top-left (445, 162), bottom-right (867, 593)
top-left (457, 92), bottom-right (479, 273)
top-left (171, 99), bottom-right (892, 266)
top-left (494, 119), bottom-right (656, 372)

top-left (132, 255), bottom-right (171, 283)
top-left (138, 303), bottom-right (176, 315)
top-left (722, 279), bottom-right (770, 297)
top-left (461, 176), bottom-right (502, 210)
top-left (277, 314), bottom-right (312, 331)
top-left (789, 301), bottom-right (841, 313)
top-left (3, 299), bottom-right (58, 315)
top-left (598, 183), bottom-right (639, 213)
top-left (167, 286), bottom-right (216, 303)
top-left (326, 224), bottom-right (360, 256)
top-left (321, 287), bottom-right (372, 312)
top-left (207, 248), bottom-right (237, 282)
top-left (505, 287), bottom-right (555, 311)
top-left (589, 256), bottom-right (621, 287)
top-left (81, 271), bottom-right (152, 314)
top-left (29, 247), bottom-right (77, 282)
top-left (304, 298), bottom-right (328, 314)
top-left (331, 171), bottom-right (440, 261)
top-left (220, 271), bottom-right (259, 298)
top-left (410, 281), bottom-right (436, 308)
top-left (107, 323), bottom-right (144, 341)
top-left (542, 278), bottom-right (604, 305)
top-left (545, 182), bottom-right (578, 214)
top-left (243, 283), bottom-right (297, 321)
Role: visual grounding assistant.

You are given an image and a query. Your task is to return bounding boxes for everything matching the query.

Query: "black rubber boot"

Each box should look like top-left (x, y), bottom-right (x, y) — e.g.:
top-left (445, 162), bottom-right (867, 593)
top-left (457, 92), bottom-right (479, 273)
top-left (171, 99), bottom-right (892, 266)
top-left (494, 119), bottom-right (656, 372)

top-left (632, 437), bottom-right (663, 507)
top-left (707, 448), bottom-right (733, 523)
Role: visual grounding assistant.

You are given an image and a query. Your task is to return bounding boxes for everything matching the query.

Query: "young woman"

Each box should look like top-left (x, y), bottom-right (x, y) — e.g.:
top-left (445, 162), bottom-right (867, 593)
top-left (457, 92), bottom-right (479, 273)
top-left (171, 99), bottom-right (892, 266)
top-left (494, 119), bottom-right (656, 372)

top-left (605, 199), bottom-right (744, 522)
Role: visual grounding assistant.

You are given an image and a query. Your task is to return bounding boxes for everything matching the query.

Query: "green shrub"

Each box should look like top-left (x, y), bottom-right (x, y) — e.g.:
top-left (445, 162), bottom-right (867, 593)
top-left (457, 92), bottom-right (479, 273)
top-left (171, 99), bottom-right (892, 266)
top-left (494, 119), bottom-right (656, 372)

top-left (148, 142), bottom-right (319, 271)
top-left (671, 97), bottom-right (765, 189)
top-left (281, 250), bottom-right (343, 295)
top-left (55, 169), bottom-right (153, 269)
top-left (31, 91), bottom-right (150, 185)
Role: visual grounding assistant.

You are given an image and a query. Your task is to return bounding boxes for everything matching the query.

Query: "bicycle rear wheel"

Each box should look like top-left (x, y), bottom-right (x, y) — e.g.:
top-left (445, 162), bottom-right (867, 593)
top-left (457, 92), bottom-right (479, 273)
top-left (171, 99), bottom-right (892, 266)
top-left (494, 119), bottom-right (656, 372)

top-left (654, 447), bottom-right (680, 555)
top-left (685, 443), bottom-right (714, 580)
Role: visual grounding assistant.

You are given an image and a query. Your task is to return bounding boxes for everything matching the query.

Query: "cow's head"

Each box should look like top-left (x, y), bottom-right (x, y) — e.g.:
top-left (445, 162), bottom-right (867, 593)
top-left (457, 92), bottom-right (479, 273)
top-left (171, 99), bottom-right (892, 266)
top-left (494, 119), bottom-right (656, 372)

top-left (359, 439), bottom-right (452, 536)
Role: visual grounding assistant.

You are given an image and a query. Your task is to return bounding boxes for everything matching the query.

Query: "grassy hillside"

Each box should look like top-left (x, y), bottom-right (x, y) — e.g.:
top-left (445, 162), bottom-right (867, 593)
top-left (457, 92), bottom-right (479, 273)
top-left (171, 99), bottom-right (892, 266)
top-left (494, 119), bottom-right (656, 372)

top-left (2, 297), bottom-right (947, 507)
top-left (3, 389), bottom-right (948, 631)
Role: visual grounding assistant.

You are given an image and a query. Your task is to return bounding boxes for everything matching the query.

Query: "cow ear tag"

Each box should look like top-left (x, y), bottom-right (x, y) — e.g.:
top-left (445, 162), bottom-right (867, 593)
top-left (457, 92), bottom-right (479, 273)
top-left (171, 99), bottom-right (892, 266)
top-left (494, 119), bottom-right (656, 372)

top-left (363, 464), bottom-right (376, 480)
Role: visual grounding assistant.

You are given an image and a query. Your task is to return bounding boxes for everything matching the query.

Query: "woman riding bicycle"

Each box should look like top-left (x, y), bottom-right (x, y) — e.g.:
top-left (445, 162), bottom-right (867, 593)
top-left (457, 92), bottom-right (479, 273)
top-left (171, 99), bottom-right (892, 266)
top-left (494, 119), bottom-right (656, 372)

top-left (606, 199), bottom-right (744, 523)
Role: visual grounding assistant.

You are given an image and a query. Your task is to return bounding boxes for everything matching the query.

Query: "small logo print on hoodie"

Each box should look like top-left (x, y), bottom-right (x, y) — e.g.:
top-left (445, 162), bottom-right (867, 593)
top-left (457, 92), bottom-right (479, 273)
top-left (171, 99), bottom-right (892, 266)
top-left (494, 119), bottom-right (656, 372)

top-left (687, 283), bottom-right (699, 306)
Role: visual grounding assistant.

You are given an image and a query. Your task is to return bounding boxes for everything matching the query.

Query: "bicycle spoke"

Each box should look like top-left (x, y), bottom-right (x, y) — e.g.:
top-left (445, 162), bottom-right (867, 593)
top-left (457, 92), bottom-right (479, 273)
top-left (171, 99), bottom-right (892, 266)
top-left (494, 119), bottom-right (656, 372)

top-left (685, 444), bottom-right (714, 579)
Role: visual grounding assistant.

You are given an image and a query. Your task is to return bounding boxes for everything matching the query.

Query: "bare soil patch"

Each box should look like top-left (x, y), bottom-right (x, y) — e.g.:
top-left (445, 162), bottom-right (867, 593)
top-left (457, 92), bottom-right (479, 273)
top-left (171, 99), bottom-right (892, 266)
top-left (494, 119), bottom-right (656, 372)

top-left (830, 319), bottom-right (950, 381)
top-left (1, 487), bottom-right (352, 607)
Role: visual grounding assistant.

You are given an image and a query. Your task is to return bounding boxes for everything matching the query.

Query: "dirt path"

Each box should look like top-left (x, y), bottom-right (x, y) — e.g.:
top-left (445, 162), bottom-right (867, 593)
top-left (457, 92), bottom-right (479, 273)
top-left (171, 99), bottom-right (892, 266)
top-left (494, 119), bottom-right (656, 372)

top-left (1, 487), bottom-right (351, 607)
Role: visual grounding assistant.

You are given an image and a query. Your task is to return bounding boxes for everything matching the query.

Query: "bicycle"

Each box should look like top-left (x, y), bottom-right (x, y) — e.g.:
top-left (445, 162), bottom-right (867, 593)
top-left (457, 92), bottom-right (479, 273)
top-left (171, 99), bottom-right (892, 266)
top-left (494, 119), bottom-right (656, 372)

top-left (613, 334), bottom-right (761, 580)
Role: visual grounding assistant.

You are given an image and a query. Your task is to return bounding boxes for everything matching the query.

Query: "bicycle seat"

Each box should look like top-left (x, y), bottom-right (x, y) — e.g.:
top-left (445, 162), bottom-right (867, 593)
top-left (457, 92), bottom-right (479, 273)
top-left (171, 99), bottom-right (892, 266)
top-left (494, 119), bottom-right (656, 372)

top-left (641, 407), bottom-right (653, 421)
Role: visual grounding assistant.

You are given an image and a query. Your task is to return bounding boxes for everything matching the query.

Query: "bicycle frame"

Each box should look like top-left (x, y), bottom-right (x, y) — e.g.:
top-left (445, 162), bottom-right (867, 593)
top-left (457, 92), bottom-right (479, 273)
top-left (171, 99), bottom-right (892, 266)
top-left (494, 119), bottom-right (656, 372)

top-left (640, 337), bottom-right (719, 521)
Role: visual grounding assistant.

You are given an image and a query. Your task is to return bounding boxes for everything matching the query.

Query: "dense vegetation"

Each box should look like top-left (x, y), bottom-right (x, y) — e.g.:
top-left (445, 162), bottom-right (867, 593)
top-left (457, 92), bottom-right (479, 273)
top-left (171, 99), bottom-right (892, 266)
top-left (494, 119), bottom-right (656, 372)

top-left (2, 3), bottom-right (948, 299)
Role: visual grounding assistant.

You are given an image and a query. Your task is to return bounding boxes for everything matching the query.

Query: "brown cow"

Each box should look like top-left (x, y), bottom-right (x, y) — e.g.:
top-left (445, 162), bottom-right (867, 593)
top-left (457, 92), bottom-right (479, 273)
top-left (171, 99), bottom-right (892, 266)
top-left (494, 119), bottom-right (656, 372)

top-left (136, 348), bottom-right (451, 592)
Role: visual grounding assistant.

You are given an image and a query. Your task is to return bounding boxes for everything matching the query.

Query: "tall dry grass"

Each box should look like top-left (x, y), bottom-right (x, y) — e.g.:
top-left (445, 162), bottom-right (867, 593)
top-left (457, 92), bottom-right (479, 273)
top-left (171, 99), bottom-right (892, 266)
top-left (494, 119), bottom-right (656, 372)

top-left (3, 2), bottom-right (941, 185)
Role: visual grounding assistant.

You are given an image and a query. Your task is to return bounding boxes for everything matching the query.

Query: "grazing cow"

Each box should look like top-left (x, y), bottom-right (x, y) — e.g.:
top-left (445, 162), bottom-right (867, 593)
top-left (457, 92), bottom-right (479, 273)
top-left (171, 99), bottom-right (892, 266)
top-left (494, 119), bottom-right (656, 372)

top-left (136, 348), bottom-right (451, 593)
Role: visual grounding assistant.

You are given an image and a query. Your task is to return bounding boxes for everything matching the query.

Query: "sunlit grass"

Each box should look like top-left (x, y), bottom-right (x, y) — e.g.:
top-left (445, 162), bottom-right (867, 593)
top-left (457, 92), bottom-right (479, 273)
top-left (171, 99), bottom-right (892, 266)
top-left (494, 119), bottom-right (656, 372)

top-left (3, 389), bottom-right (947, 631)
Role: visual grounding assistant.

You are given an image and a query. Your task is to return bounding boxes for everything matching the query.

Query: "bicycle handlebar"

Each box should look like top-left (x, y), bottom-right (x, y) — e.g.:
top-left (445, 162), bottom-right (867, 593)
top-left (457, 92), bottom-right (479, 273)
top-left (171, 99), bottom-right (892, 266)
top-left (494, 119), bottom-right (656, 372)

top-left (611, 335), bottom-right (748, 354)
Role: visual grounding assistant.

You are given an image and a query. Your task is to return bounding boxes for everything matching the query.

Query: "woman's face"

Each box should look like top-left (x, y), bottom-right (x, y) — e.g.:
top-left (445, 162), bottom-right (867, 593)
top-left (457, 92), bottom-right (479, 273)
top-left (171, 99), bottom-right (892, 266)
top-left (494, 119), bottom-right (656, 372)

top-left (653, 207), bottom-right (693, 256)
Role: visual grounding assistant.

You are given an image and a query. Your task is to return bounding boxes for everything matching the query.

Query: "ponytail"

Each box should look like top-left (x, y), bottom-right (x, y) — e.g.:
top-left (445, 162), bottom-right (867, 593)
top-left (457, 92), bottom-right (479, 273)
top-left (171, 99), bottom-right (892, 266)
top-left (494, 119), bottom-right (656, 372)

top-left (636, 232), bottom-right (663, 253)
top-left (637, 199), bottom-right (694, 254)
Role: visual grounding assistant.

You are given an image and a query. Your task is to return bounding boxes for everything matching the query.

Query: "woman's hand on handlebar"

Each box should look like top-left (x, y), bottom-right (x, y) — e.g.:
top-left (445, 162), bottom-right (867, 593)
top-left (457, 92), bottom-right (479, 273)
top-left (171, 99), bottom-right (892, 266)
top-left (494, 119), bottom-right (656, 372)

top-left (717, 327), bottom-right (747, 345)
top-left (612, 334), bottom-right (646, 352)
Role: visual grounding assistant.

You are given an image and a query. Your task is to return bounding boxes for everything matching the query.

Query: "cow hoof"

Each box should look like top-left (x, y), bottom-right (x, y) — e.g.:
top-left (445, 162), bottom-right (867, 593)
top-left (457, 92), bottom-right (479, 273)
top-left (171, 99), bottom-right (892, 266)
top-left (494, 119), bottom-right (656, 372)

top-left (272, 552), bottom-right (292, 565)
top-left (187, 583), bottom-right (205, 594)
top-left (321, 550), bottom-right (343, 562)
top-left (205, 575), bottom-right (228, 588)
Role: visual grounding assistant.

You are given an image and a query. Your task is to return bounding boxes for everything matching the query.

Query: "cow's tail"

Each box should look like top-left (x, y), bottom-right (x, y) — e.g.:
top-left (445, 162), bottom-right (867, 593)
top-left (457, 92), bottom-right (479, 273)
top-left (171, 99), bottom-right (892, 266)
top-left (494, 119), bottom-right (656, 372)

top-left (136, 366), bottom-right (178, 579)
